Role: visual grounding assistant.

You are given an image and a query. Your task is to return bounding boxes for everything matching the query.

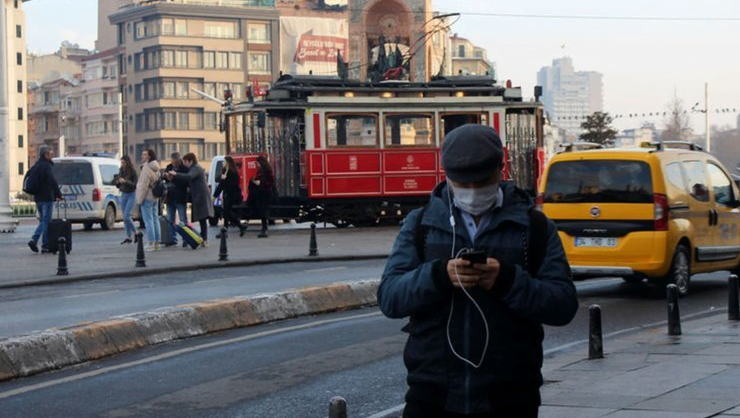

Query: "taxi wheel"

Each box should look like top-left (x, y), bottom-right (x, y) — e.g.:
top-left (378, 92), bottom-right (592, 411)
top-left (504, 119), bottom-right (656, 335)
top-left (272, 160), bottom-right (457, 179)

top-left (666, 245), bottom-right (691, 297)
top-left (101, 205), bottom-right (116, 230)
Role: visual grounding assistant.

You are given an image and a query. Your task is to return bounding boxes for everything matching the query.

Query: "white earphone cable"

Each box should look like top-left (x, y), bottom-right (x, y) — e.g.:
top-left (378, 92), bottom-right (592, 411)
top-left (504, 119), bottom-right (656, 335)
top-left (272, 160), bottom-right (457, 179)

top-left (445, 187), bottom-right (490, 369)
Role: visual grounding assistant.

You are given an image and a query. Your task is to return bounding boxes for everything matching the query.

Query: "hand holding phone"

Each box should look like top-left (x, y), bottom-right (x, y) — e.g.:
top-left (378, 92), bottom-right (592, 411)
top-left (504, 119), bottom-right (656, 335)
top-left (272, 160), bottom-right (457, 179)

top-left (460, 250), bottom-right (487, 266)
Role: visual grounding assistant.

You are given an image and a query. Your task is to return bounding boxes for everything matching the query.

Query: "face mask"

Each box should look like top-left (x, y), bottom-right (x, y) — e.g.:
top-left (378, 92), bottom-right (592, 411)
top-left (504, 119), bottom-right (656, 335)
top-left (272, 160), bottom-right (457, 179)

top-left (451, 183), bottom-right (499, 216)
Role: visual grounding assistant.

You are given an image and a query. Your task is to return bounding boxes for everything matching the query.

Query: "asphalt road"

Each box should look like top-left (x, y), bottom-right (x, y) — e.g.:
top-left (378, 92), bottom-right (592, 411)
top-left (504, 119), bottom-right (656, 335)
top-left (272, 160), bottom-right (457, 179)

top-left (0, 271), bottom-right (732, 418)
top-left (0, 259), bottom-right (385, 338)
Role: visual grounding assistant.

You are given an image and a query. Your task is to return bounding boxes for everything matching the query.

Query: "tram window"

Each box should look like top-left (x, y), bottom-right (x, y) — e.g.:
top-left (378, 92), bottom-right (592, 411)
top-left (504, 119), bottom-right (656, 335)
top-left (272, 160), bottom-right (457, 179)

top-left (440, 113), bottom-right (488, 137)
top-left (384, 114), bottom-right (434, 147)
top-left (327, 114), bottom-right (378, 147)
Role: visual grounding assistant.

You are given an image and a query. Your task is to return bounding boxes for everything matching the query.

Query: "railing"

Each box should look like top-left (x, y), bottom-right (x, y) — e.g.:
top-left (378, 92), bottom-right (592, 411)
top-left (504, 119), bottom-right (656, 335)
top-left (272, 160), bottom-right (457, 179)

top-left (121, 0), bottom-right (275, 9)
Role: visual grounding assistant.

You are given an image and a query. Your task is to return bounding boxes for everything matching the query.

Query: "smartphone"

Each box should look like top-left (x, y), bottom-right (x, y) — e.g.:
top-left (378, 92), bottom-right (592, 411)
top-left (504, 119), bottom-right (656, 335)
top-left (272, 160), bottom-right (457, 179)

top-left (460, 250), bottom-right (487, 265)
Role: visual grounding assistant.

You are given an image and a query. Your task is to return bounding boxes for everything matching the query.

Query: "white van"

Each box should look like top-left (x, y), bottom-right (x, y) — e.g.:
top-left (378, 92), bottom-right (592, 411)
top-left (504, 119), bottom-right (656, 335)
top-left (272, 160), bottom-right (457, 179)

top-left (208, 155), bottom-right (225, 226)
top-left (52, 155), bottom-right (123, 230)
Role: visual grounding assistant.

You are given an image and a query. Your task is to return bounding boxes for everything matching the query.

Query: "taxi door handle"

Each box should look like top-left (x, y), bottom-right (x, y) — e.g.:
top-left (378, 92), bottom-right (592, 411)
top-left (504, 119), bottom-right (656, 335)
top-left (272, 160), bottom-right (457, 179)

top-left (710, 209), bottom-right (719, 226)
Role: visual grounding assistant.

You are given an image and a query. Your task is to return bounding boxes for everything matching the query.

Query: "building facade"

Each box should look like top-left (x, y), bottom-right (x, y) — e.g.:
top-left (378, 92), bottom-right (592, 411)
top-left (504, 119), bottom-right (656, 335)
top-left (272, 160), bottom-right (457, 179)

top-left (3, 0), bottom-right (29, 196)
top-left (109, 0), bottom-right (280, 165)
top-left (28, 77), bottom-right (82, 158)
top-left (79, 48), bottom-right (122, 155)
top-left (537, 57), bottom-right (603, 139)
top-left (450, 34), bottom-right (494, 77)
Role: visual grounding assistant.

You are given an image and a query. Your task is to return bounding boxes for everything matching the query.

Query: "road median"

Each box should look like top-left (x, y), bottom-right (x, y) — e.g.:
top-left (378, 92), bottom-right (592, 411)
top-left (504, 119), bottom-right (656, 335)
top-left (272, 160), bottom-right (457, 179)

top-left (0, 279), bottom-right (380, 382)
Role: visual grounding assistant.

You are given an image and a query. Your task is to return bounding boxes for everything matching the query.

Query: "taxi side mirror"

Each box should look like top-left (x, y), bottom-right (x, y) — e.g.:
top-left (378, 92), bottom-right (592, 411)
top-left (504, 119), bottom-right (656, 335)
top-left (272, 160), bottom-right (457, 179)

top-left (727, 199), bottom-right (740, 209)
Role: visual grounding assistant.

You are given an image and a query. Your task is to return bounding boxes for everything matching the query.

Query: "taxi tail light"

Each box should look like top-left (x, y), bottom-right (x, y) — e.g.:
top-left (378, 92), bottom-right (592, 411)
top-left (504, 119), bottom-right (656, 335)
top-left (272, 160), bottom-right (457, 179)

top-left (654, 193), bottom-right (668, 231)
top-left (535, 193), bottom-right (544, 211)
top-left (92, 188), bottom-right (101, 202)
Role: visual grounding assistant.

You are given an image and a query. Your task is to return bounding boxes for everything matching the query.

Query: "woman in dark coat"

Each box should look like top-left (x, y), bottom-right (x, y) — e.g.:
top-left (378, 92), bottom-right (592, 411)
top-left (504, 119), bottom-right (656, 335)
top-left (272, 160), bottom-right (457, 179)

top-left (213, 156), bottom-right (246, 237)
top-left (116, 155), bottom-right (138, 244)
top-left (248, 155), bottom-right (275, 238)
top-left (167, 153), bottom-right (214, 246)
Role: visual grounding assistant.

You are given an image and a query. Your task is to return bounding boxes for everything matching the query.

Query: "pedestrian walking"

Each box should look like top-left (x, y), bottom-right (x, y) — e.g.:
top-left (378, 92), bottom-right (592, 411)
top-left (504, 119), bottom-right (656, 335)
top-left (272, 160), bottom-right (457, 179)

top-left (247, 155), bottom-right (274, 238)
top-left (26, 145), bottom-right (63, 254)
top-left (378, 125), bottom-right (579, 417)
top-left (167, 153), bottom-right (213, 247)
top-left (116, 155), bottom-right (138, 244)
top-left (163, 152), bottom-right (189, 247)
top-left (136, 149), bottom-right (162, 252)
top-left (213, 156), bottom-right (246, 238)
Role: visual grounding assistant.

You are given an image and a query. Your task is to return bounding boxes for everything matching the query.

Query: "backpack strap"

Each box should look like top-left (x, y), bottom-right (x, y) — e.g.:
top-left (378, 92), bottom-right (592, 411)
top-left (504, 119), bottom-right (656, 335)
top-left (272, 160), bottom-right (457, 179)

top-left (413, 204), bottom-right (429, 262)
top-left (527, 209), bottom-right (549, 276)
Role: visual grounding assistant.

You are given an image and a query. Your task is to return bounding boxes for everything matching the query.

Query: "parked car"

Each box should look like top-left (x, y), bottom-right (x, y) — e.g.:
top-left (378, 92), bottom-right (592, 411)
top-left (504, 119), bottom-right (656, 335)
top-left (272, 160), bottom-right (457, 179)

top-left (538, 141), bottom-right (740, 295)
top-left (52, 155), bottom-right (123, 230)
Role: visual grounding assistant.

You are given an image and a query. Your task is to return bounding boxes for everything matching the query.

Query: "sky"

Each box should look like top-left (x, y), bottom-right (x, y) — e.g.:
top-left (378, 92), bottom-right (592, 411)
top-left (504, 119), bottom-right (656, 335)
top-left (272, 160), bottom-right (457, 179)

top-left (22, 0), bottom-right (740, 134)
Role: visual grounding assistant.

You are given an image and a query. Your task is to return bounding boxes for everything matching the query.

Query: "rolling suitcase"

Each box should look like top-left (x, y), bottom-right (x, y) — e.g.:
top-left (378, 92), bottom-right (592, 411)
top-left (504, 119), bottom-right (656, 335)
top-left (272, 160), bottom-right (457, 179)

top-left (175, 223), bottom-right (203, 249)
top-left (160, 216), bottom-right (174, 245)
top-left (48, 203), bottom-right (72, 254)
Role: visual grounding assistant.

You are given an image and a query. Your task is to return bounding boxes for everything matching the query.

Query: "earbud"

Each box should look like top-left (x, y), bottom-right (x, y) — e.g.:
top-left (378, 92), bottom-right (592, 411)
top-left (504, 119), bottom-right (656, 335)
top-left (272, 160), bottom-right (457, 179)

top-left (449, 215), bottom-right (455, 227)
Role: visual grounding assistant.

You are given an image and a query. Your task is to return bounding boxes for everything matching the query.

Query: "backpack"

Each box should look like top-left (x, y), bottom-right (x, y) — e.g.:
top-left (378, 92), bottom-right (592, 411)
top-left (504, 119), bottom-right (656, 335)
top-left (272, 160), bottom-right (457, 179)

top-left (151, 176), bottom-right (167, 198)
top-left (413, 204), bottom-right (549, 277)
top-left (22, 164), bottom-right (40, 195)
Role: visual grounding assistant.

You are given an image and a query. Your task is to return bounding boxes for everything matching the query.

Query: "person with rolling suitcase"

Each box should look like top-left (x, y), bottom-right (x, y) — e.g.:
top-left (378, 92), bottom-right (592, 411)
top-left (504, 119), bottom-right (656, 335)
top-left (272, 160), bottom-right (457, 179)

top-left (25, 145), bottom-right (63, 254)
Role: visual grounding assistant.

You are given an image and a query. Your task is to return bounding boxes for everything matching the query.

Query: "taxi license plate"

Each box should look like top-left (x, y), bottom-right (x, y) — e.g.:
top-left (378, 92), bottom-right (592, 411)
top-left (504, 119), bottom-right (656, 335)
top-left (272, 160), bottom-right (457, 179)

top-left (64, 194), bottom-right (77, 201)
top-left (575, 237), bottom-right (617, 248)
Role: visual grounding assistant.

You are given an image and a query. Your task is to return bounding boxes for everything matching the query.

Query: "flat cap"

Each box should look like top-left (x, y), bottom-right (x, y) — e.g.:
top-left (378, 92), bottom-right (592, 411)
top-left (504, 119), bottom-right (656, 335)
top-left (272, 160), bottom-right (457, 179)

top-left (442, 124), bottom-right (504, 183)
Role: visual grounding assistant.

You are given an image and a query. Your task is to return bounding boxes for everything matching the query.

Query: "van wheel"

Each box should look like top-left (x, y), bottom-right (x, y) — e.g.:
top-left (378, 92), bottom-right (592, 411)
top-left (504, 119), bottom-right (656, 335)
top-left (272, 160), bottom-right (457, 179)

top-left (101, 205), bottom-right (116, 230)
top-left (83, 222), bottom-right (94, 231)
top-left (666, 244), bottom-right (691, 297)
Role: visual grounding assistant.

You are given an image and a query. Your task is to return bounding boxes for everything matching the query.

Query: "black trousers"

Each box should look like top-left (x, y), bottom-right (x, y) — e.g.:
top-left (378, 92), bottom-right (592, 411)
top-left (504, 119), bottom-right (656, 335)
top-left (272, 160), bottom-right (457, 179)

top-left (199, 219), bottom-right (208, 241)
top-left (403, 384), bottom-right (539, 418)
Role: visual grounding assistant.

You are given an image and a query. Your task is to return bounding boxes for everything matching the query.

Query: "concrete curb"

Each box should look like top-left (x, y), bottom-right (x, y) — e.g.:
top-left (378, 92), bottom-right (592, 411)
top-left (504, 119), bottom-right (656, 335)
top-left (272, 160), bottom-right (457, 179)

top-left (0, 279), bottom-right (380, 382)
top-left (0, 254), bottom-right (388, 290)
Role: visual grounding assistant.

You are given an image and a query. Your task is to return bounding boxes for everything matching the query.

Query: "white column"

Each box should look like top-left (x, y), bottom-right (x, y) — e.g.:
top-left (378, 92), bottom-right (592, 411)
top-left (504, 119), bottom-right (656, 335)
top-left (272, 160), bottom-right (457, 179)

top-left (0, 0), bottom-right (18, 232)
top-left (118, 92), bottom-right (123, 157)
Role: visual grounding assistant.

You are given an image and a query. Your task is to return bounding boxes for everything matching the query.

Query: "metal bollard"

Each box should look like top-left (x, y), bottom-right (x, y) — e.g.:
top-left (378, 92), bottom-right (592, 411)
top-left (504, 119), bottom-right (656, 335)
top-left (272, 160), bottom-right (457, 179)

top-left (56, 237), bottom-right (69, 276)
top-left (309, 223), bottom-right (319, 256)
top-left (729, 274), bottom-right (740, 321)
top-left (218, 227), bottom-right (228, 261)
top-left (328, 396), bottom-right (347, 418)
top-left (588, 304), bottom-right (604, 359)
top-left (135, 231), bottom-right (146, 268)
top-left (667, 284), bottom-right (681, 336)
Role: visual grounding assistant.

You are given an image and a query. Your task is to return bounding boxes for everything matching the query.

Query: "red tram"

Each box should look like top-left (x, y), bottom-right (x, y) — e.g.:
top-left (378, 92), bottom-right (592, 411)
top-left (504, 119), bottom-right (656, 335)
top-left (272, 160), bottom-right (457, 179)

top-left (222, 74), bottom-right (545, 227)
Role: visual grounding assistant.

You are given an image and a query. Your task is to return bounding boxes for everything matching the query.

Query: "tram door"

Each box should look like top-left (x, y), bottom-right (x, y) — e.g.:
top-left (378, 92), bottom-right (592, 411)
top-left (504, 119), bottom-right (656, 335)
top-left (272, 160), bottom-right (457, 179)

top-left (440, 113), bottom-right (489, 138)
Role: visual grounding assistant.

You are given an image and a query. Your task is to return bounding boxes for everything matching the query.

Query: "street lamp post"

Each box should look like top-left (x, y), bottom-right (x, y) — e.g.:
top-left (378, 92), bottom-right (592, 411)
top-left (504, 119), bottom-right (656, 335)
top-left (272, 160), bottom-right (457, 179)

top-left (0, 0), bottom-right (19, 232)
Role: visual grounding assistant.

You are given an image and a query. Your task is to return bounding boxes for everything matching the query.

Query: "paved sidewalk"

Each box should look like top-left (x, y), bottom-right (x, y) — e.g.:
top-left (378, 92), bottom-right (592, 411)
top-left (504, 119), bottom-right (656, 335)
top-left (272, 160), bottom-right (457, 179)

top-left (0, 220), bottom-right (397, 288)
top-left (539, 314), bottom-right (740, 417)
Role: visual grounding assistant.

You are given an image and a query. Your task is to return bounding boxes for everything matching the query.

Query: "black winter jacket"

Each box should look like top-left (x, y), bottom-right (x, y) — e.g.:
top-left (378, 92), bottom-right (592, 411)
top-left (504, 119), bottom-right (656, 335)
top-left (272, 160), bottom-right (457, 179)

top-left (30, 159), bottom-right (62, 203)
top-left (378, 181), bottom-right (578, 414)
top-left (213, 170), bottom-right (243, 206)
top-left (116, 167), bottom-right (138, 193)
top-left (164, 163), bottom-right (189, 205)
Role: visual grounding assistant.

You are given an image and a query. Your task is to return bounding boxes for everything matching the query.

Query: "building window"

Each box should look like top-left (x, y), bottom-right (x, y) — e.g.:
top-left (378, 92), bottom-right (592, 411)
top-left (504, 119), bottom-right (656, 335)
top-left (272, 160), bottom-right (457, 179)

top-left (248, 52), bottom-right (271, 74)
top-left (203, 21), bottom-right (237, 39)
top-left (17, 80), bottom-right (22, 93)
top-left (17, 108), bottom-right (23, 121)
top-left (229, 53), bottom-right (242, 70)
top-left (247, 22), bottom-right (270, 43)
top-left (14, 0), bottom-right (19, 8)
top-left (175, 19), bottom-right (188, 36)
top-left (18, 135), bottom-right (24, 148)
top-left (458, 45), bottom-right (465, 58)
top-left (16, 25), bottom-right (22, 38)
top-left (203, 51), bottom-right (215, 69)
top-left (161, 50), bottom-right (175, 67)
top-left (175, 51), bottom-right (188, 68)
top-left (215, 52), bottom-right (229, 69)
top-left (17, 53), bottom-right (22, 66)
top-left (18, 163), bottom-right (24, 176)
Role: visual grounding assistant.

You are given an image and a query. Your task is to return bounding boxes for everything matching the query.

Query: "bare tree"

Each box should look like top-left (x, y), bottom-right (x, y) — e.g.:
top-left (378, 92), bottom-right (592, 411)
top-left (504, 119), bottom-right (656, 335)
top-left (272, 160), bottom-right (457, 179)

top-left (662, 97), bottom-right (693, 142)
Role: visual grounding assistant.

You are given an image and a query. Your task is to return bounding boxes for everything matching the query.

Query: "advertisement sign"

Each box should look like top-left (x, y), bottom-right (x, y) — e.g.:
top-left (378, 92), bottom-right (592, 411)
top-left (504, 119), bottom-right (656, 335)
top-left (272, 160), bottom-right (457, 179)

top-left (280, 16), bottom-right (349, 76)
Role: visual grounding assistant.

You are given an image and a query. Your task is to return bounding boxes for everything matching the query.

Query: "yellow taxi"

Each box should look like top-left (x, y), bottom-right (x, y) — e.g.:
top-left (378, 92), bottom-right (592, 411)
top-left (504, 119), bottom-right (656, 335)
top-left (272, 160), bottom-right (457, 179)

top-left (537, 141), bottom-right (740, 295)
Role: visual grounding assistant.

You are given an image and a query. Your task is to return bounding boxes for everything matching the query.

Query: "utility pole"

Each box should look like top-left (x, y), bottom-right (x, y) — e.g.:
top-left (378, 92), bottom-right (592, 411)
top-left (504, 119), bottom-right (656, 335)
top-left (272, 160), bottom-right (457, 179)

top-left (705, 82), bottom-right (710, 153)
top-left (0, 0), bottom-right (19, 232)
